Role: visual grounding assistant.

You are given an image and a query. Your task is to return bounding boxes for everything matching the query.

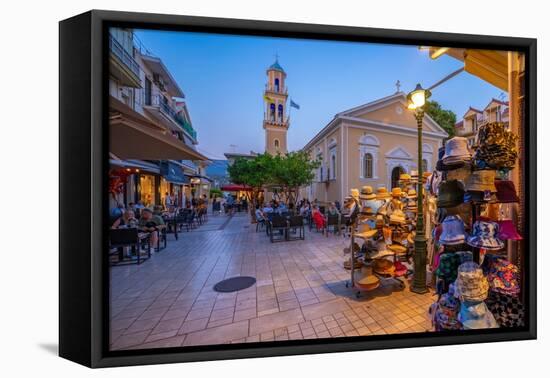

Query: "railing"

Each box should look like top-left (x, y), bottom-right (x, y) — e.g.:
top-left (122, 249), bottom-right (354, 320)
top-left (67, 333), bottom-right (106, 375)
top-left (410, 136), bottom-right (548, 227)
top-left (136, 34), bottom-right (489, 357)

top-left (264, 113), bottom-right (289, 125)
top-left (265, 85), bottom-right (288, 94)
top-left (145, 94), bottom-right (197, 140)
top-left (109, 34), bottom-right (140, 77)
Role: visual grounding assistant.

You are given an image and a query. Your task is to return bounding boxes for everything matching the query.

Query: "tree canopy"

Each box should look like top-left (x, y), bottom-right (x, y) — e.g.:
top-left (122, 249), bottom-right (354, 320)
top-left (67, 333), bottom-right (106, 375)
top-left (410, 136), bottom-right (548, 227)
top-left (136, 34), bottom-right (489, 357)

top-left (425, 100), bottom-right (457, 138)
top-left (227, 151), bottom-right (320, 206)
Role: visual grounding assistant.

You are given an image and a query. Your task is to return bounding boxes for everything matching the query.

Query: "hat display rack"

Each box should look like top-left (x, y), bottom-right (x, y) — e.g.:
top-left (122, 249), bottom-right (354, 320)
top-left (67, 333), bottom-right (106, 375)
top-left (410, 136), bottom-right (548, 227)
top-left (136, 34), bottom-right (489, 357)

top-left (428, 123), bottom-right (524, 330)
top-left (345, 183), bottom-right (419, 298)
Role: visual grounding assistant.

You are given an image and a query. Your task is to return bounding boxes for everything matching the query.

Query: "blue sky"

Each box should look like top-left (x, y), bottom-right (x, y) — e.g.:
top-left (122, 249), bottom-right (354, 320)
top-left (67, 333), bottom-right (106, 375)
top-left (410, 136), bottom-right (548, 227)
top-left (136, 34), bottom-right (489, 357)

top-left (134, 30), bottom-right (506, 159)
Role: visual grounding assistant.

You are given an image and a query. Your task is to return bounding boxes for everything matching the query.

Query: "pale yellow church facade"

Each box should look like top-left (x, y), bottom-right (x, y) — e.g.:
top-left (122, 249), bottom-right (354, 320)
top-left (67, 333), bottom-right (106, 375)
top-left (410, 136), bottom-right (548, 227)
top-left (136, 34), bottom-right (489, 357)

top-left (301, 91), bottom-right (448, 204)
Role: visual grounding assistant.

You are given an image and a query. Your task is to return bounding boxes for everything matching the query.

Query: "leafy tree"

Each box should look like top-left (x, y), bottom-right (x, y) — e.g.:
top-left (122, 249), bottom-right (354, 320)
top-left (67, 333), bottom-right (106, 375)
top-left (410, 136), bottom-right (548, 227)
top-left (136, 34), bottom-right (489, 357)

top-left (227, 154), bottom-right (274, 206)
top-left (425, 100), bottom-right (457, 138)
top-left (269, 151), bottom-right (320, 207)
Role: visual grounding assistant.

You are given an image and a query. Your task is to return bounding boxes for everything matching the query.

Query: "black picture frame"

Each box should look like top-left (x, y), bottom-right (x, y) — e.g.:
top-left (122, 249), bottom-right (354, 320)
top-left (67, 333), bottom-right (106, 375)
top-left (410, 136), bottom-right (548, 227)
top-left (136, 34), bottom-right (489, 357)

top-left (59, 9), bottom-right (537, 368)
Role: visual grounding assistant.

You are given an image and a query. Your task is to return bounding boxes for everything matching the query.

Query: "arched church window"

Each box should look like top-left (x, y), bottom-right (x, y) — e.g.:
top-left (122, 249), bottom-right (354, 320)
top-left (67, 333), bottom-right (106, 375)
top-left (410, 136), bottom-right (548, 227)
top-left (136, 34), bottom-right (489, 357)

top-left (364, 153), bottom-right (373, 178)
top-left (274, 78), bottom-right (280, 92)
top-left (274, 139), bottom-right (280, 149)
top-left (270, 103), bottom-right (275, 121)
top-left (278, 104), bottom-right (283, 122)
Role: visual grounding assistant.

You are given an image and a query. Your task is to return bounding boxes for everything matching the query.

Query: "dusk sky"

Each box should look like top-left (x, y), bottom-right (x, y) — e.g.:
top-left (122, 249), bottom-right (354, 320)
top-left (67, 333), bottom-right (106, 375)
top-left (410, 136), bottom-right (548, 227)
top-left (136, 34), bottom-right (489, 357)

top-left (134, 29), bottom-right (506, 160)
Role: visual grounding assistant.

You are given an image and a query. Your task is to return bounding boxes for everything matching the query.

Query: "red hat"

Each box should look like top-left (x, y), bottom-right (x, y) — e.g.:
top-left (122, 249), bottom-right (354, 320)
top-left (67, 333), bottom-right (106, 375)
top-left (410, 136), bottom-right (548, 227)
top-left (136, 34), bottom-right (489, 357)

top-left (495, 180), bottom-right (519, 203)
top-left (497, 220), bottom-right (523, 240)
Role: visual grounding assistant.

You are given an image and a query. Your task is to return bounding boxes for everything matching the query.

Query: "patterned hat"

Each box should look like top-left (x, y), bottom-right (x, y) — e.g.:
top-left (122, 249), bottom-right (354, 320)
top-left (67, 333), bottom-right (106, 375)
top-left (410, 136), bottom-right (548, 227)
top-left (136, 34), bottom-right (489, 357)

top-left (435, 252), bottom-right (462, 284)
top-left (433, 293), bottom-right (462, 331)
top-left (455, 262), bottom-right (489, 302)
top-left (494, 180), bottom-right (520, 203)
top-left (485, 291), bottom-right (525, 328)
top-left (473, 122), bottom-right (518, 170)
top-left (467, 220), bottom-right (504, 250)
top-left (458, 301), bottom-right (499, 330)
top-left (465, 170), bottom-right (497, 192)
top-left (437, 180), bottom-right (465, 208)
top-left (483, 256), bottom-right (520, 297)
top-left (439, 215), bottom-right (467, 245)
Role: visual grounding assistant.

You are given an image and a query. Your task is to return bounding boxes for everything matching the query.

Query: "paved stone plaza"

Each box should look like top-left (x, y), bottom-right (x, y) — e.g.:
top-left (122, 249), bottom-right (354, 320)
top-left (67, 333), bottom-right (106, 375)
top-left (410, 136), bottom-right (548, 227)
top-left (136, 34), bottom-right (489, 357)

top-left (110, 213), bottom-right (434, 350)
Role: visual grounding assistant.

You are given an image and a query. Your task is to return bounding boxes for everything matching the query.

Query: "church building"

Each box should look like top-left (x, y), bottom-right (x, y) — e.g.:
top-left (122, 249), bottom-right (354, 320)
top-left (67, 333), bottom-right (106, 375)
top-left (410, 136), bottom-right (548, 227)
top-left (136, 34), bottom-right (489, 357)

top-left (302, 88), bottom-right (448, 204)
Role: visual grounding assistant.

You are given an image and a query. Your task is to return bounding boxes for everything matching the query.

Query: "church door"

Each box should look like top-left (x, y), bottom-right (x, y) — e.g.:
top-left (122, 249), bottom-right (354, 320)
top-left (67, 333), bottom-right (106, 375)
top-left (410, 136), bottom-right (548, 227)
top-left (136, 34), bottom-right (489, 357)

top-left (391, 166), bottom-right (404, 189)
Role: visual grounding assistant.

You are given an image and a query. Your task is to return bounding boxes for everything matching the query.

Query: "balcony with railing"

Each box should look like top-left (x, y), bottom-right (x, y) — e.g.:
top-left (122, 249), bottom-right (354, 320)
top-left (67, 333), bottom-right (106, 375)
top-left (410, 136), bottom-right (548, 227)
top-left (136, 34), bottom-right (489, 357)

top-left (109, 34), bottom-right (142, 88)
top-left (144, 94), bottom-right (197, 140)
top-left (265, 84), bottom-right (288, 95)
top-left (263, 112), bottom-right (290, 126)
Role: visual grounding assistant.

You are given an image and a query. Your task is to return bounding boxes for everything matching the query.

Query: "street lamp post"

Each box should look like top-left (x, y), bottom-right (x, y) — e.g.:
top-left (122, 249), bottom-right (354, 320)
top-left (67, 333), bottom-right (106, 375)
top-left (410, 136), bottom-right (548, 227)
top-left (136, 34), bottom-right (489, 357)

top-left (407, 84), bottom-right (431, 294)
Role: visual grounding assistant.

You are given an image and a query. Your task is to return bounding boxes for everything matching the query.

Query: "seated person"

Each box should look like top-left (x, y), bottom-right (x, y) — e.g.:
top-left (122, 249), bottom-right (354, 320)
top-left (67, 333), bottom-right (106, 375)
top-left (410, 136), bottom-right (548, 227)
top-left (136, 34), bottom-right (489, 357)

top-left (255, 205), bottom-right (266, 224)
top-left (327, 202), bottom-right (340, 216)
top-left (277, 202), bottom-right (287, 214)
top-left (262, 203), bottom-right (274, 214)
top-left (138, 208), bottom-right (165, 251)
top-left (312, 205), bottom-right (326, 230)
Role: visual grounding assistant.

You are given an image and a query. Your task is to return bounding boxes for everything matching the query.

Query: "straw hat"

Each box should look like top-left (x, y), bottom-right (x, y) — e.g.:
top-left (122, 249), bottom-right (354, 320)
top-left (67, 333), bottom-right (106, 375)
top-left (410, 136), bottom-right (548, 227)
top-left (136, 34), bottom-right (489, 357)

top-left (360, 185), bottom-right (376, 200)
top-left (367, 240), bottom-right (394, 259)
top-left (399, 173), bottom-right (412, 181)
top-left (376, 187), bottom-right (391, 199)
top-left (388, 244), bottom-right (407, 255)
top-left (389, 209), bottom-right (406, 225)
top-left (355, 274), bottom-right (380, 291)
top-left (406, 189), bottom-right (417, 199)
top-left (350, 188), bottom-right (360, 199)
top-left (355, 225), bottom-right (378, 240)
top-left (372, 258), bottom-right (396, 276)
top-left (391, 187), bottom-right (404, 198)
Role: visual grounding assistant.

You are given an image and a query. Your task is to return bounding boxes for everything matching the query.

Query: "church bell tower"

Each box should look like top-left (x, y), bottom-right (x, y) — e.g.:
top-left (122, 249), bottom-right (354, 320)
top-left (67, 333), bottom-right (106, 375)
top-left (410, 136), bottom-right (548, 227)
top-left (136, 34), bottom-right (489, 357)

top-left (263, 58), bottom-right (289, 154)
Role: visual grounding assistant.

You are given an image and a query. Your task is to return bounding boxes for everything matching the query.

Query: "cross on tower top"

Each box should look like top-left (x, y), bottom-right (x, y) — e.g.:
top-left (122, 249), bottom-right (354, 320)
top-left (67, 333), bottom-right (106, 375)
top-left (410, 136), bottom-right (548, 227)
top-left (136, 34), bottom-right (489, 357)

top-left (395, 80), bottom-right (401, 93)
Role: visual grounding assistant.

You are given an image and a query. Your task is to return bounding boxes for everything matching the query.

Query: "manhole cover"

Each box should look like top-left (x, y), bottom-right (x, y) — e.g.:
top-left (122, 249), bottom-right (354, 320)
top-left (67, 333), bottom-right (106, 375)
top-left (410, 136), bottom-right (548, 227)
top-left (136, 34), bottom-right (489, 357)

top-left (213, 276), bottom-right (256, 293)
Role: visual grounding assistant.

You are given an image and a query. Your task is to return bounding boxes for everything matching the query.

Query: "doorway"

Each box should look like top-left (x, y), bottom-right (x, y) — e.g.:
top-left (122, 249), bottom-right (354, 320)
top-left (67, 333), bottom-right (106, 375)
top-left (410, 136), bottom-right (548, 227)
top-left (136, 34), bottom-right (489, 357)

top-left (391, 166), bottom-right (405, 189)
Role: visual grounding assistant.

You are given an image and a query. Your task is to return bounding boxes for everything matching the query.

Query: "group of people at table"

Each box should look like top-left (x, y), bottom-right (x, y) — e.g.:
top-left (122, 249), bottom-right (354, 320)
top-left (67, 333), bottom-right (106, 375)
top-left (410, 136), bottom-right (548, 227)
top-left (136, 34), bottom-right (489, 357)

top-left (254, 199), bottom-right (342, 232)
top-left (109, 193), bottom-right (209, 253)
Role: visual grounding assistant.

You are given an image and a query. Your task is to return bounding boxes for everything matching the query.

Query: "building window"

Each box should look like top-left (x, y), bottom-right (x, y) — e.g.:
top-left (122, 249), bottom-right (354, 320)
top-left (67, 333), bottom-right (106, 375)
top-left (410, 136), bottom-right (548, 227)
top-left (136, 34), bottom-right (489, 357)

top-left (359, 134), bottom-right (379, 179)
top-left (329, 148), bottom-right (337, 180)
top-left (269, 103), bottom-right (275, 121)
top-left (278, 104), bottom-right (283, 122)
top-left (274, 78), bottom-right (280, 92)
top-left (422, 159), bottom-right (428, 172)
top-left (364, 153), bottom-right (373, 178)
top-left (274, 139), bottom-right (280, 149)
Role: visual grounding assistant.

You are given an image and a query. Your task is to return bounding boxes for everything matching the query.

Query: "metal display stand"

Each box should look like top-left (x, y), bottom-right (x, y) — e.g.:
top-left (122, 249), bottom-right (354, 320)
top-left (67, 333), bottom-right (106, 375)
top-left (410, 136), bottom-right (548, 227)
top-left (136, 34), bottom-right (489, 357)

top-left (345, 214), bottom-right (406, 298)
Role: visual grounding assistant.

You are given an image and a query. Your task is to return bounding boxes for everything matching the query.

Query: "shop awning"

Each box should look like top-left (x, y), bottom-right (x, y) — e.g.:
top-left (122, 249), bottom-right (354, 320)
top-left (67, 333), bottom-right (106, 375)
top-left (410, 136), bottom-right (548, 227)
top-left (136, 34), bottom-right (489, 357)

top-left (220, 184), bottom-right (253, 192)
top-left (428, 48), bottom-right (508, 91)
top-left (109, 98), bottom-right (209, 161)
top-left (160, 161), bottom-right (190, 184)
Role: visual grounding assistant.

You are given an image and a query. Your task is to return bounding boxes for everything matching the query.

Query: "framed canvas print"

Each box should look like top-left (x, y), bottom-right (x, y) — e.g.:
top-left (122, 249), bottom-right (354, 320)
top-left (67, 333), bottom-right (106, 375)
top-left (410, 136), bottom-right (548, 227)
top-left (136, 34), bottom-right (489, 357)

top-left (59, 10), bottom-right (536, 368)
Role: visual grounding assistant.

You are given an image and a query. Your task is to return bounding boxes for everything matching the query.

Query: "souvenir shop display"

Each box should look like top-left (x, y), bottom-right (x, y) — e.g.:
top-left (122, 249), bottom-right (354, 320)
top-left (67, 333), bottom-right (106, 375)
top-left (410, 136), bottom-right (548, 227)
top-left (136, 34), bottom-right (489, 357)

top-left (426, 119), bottom-right (524, 330)
top-left (345, 182), bottom-right (420, 297)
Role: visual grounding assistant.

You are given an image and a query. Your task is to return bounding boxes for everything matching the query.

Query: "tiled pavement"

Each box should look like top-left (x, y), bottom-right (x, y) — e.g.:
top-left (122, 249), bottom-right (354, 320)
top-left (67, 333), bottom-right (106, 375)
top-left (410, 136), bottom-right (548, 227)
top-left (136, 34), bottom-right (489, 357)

top-left (110, 212), bottom-right (435, 350)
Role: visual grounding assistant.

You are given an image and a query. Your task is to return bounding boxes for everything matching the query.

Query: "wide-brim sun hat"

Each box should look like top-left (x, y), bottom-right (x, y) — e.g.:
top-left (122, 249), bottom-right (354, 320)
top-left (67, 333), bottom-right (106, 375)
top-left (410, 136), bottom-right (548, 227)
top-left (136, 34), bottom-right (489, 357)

top-left (458, 301), bottom-right (498, 330)
top-left (376, 187), bottom-right (391, 199)
top-left (356, 274), bottom-right (380, 291)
